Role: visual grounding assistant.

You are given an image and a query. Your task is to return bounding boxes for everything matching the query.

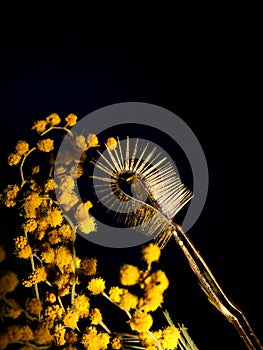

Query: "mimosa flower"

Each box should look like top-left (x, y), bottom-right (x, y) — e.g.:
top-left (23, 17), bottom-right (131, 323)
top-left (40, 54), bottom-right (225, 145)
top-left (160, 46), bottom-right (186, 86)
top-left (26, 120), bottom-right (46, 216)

top-left (142, 243), bottom-right (161, 265)
top-left (65, 113), bottom-right (78, 126)
top-left (129, 311), bottom-right (153, 332)
top-left (87, 277), bottom-right (106, 295)
top-left (15, 140), bottom-right (29, 155)
top-left (119, 264), bottom-right (140, 286)
top-left (32, 120), bottom-right (48, 133)
top-left (36, 138), bottom-right (54, 152)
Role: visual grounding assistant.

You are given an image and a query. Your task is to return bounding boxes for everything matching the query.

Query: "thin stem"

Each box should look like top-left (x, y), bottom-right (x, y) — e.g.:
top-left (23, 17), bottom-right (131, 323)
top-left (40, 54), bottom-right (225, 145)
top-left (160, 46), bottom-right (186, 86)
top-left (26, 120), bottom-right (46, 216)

top-left (24, 232), bottom-right (40, 321)
top-left (20, 147), bottom-right (37, 187)
top-left (57, 296), bottom-right (64, 310)
top-left (41, 126), bottom-right (73, 137)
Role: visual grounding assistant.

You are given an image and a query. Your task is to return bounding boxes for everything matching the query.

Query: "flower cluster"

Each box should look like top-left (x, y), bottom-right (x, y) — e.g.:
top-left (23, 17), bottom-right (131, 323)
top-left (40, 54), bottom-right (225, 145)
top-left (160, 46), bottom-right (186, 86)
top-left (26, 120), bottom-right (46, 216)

top-left (0, 113), bottom-right (198, 350)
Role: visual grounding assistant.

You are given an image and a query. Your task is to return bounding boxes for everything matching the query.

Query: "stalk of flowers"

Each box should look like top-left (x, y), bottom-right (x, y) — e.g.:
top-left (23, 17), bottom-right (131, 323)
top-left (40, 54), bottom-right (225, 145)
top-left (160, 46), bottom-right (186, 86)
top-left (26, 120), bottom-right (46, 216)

top-left (0, 113), bottom-right (199, 350)
top-left (100, 243), bottom-right (181, 350)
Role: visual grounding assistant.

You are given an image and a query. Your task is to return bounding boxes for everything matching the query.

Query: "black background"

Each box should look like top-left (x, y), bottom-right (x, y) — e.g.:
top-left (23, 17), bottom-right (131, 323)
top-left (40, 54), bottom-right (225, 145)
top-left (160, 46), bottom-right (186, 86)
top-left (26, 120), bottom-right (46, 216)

top-left (0, 22), bottom-right (262, 350)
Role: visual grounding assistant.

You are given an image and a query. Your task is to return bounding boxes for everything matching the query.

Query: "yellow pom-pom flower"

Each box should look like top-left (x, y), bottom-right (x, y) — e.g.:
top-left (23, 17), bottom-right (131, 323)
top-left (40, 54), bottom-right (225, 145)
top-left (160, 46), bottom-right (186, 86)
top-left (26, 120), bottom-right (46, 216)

top-left (32, 120), bottom-right (48, 133)
top-left (89, 308), bottom-right (102, 325)
top-left (129, 311), bottom-right (153, 332)
top-left (120, 264), bottom-right (140, 286)
top-left (160, 326), bottom-right (181, 350)
top-left (46, 113), bottom-right (61, 126)
top-left (87, 277), bottom-right (106, 295)
top-left (36, 138), bottom-right (54, 152)
top-left (65, 113), bottom-right (78, 126)
top-left (105, 137), bottom-right (117, 150)
top-left (8, 153), bottom-right (21, 166)
top-left (15, 140), bottom-right (29, 155)
top-left (142, 243), bottom-right (161, 265)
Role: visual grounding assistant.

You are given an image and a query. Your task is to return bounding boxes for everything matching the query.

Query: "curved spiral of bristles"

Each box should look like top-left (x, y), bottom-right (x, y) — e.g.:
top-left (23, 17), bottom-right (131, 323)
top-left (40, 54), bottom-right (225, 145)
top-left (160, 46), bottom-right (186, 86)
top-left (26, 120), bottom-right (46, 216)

top-left (91, 137), bottom-right (193, 243)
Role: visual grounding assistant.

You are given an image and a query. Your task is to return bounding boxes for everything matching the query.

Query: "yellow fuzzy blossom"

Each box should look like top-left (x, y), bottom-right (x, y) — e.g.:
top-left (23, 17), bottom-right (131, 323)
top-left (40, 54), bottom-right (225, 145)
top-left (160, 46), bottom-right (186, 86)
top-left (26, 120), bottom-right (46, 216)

top-left (0, 298), bottom-right (22, 319)
top-left (63, 308), bottom-right (79, 328)
top-left (25, 298), bottom-right (42, 314)
top-left (0, 271), bottom-right (19, 298)
top-left (36, 138), bottom-right (54, 152)
top-left (144, 270), bottom-right (169, 293)
top-left (108, 286), bottom-right (138, 310)
top-left (55, 246), bottom-right (74, 273)
top-left (57, 191), bottom-right (79, 212)
top-left (47, 229), bottom-right (61, 244)
top-left (80, 257), bottom-right (97, 276)
top-left (54, 323), bottom-right (66, 346)
top-left (46, 113), bottom-right (61, 126)
top-left (89, 308), bottom-right (102, 325)
top-left (23, 192), bottom-right (42, 218)
top-left (0, 245), bottom-right (6, 263)
top-left (73, 294), bottom-right (90, 318)
top-left (34, 229), bottom-right (45, 241)
top-left (17, 244), bottom-right (32, 259)
top-left (37, 217), bottom-right (50, 231)
top-left (77, 215), bottom-right (97, 234)
top-left (105, 137), bottom-right (117, 150)
top-left (139, 288), bottom-right (164, 312)
top-left (75, 135), bottom-right (86, 150)
top-left (44, 178), bottom-right (56, 192)
top-left (14, 236), bottom-right (27, 249)
top-left (0, 184), bottom-right (20, 207)
top-left (44, 304), bottom-right (63, 322)
top-left (111, 337), bottom-right (122, 350)
top-left (74, 202), bottom-right (90, 222)
top-left (14, 237), bottom-right (32, 259)
top-left (41, 247), bottom-right (55, 264)
top-left (87, 277), bottom-right (106, 295)
top-left (45, 292), bottom-right (56, 303)
top-left (23, 266), bottom-right (47, 287)
top-left (109, 286), bottom-right (123, 303)
top-left (118, 290), bottom-right (138, 311)
top-left (86, 133), bottom-right (99, 148)
top-left (60, 175), bottom-right (75, 192)
top-left (33, 325), bottom-right (53, 345)
top-left (120, 264), bottom-right (140, 286)
top-left (81, 326), bottom-right (110, 350)
top-left (70, 164), bottom-right (84, 178)
top-left (159, 326), bottom-right (180, 350)
top-left (84, 200), bottom-right (93, 210)
top-left (6, 324), bottom-right (33, 342)
top-left (15, 140), bottom-right (29, 155)
top-left (65, 113), bottom-right (78, 126)
top-left (46, 208), bottom-right (63, 227)
top-left (22, 218), bottom-right (37, 233)
top-left (129, 311), bottom-right (153, 332)
top-left (7, 153), bottom-right (21, 166)
top-left (32, 120), bottom-right (48, 133)
top-left (54, 273), bottom-right (72, 297)
top-left (58, 224), bottom-right (74, 242)
top-left (142, 243), bottom-right (161, 265)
